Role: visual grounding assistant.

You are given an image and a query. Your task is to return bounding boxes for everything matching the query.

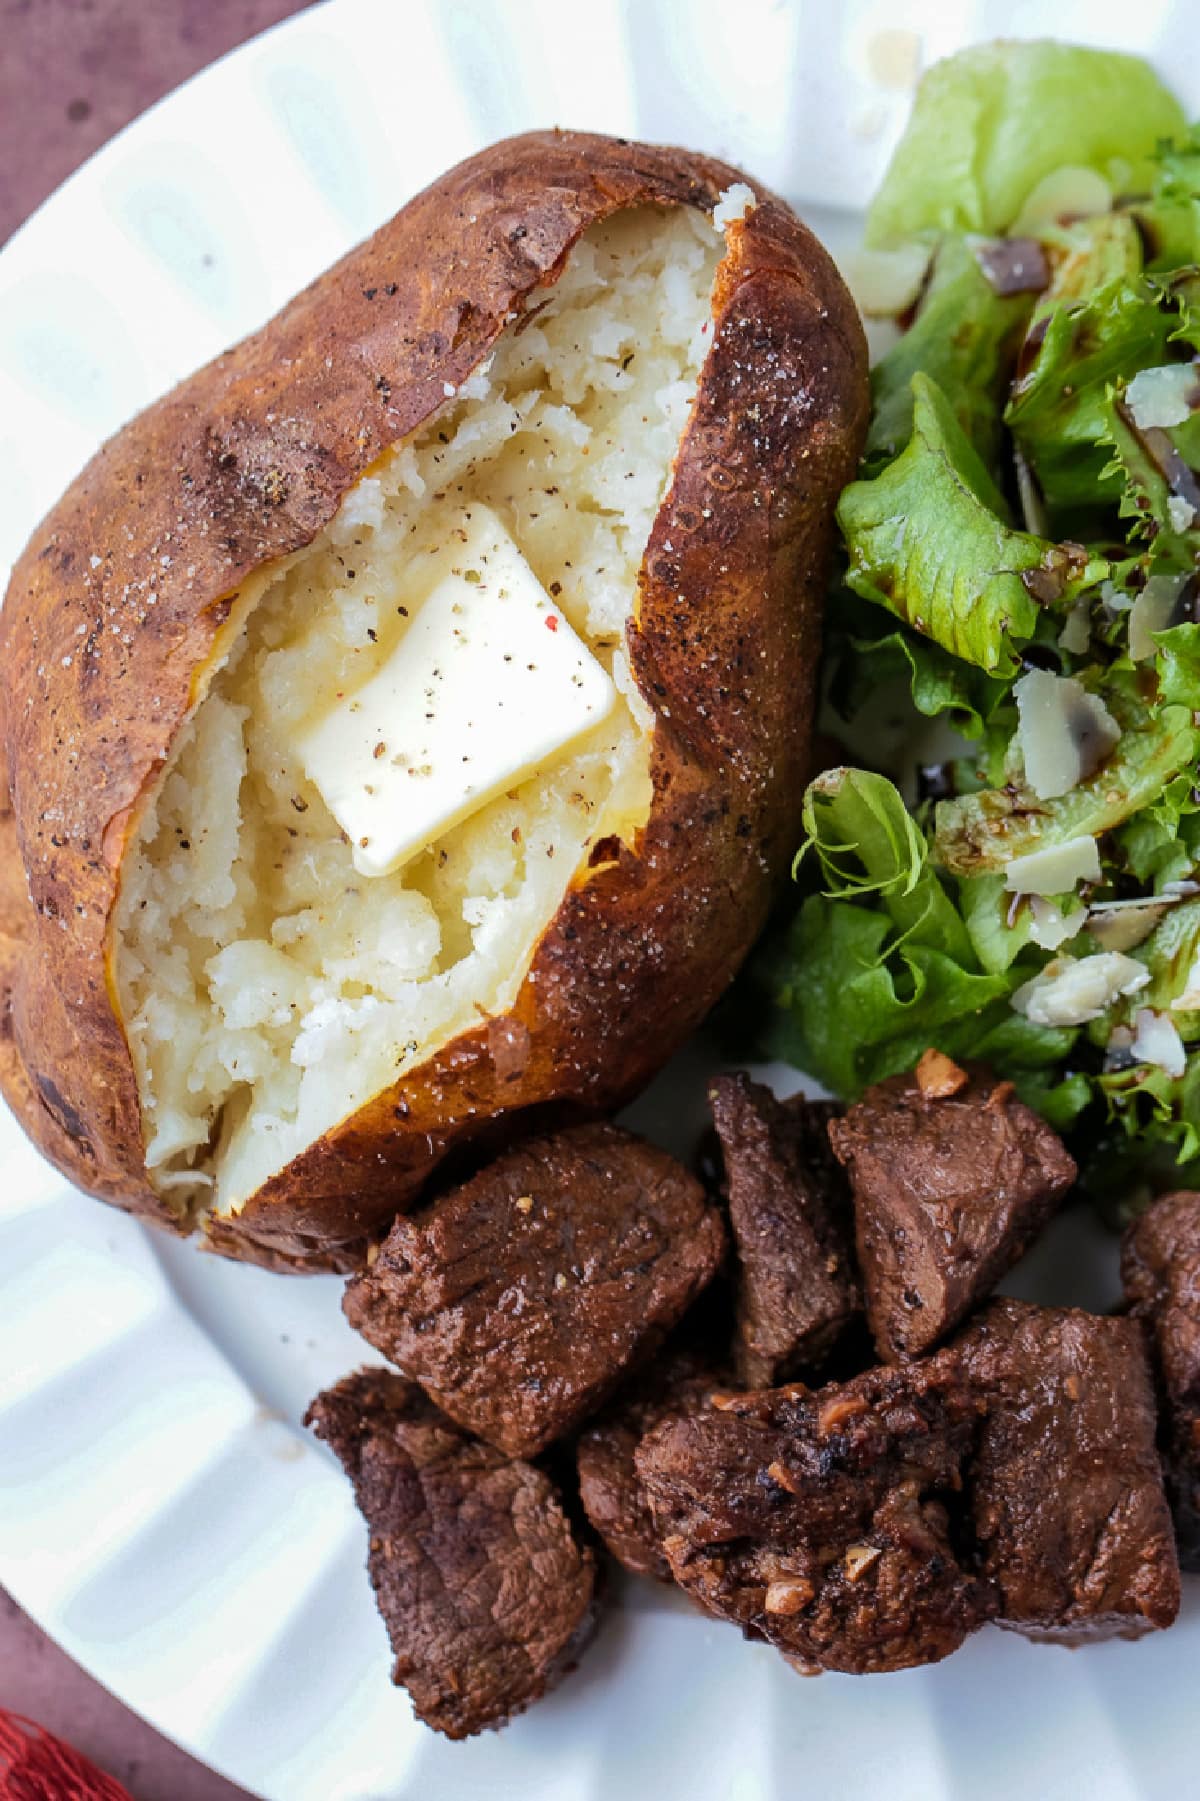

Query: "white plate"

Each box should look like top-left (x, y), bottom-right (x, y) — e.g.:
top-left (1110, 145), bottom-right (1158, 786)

top-left (2, 2), bottom-right (1199, 1797)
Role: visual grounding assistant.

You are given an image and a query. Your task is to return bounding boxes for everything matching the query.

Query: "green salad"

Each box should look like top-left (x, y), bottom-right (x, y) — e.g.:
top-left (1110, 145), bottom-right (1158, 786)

top-left (750, 40), bottom-right (1200, 1214)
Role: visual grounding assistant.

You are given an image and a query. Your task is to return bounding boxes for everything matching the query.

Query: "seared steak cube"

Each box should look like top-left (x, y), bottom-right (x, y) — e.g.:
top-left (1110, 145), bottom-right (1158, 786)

top-left (1123, 1191), bottom-right (1200, 1568)
top-left (956, 1299), bottom-right (1180, 1642)
top-left (709, 1074), bottom-right (860, 1386)
top-left (635, 1356), bottom-right (992, 1673)
top-left (828, 1057), bottom-right (1076, 1360)
top-left (577, 1342), bottom-right (730, 1580)
top-left (344, 1122), bottom-right (726, 1457)
top-left (305, 1371), bottom-right (596, 1739)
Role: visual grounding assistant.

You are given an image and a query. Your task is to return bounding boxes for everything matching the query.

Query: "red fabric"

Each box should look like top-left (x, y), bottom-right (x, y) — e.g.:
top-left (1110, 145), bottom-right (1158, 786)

top-left (0, 1712), bottom-right (132, 1801)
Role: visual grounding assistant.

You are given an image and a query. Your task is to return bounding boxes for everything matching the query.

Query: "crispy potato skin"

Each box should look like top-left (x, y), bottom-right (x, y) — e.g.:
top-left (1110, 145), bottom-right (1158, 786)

top-left (0, 131), bottom-right (868, 1270)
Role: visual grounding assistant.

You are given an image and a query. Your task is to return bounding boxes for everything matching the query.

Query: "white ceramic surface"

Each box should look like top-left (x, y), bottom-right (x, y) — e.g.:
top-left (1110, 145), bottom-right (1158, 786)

top-left (2, 3), bottom-right (1199, 1797)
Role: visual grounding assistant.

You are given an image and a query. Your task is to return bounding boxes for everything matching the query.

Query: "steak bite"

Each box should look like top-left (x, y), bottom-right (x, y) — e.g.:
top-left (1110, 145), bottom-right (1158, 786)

top-left (1122, 1191), bottom-right (1200, 1568)
top-left (709, 1075), bottom-right (860, 1386)
top-left (343, 1122), bottom-right (726, 1458)
top-left (577, 1341), bottom-right (730, 1580)
top-left (828, 1056), bottom-right (1076, 1361)
top-left (305, 1370), bottom-right (596, 1740)
top-left (956, 1299), bottom-right (1180, 1643)
top-left (635, 1356), bottom-right (992, 1674)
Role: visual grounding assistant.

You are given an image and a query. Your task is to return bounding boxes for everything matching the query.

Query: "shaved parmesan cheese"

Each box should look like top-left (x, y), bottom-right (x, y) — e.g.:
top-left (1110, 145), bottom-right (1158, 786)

top-left (1087, 897), bottom-right (1169, 953)
top-left (1012, 953), bottom-right (1150, 1027)
top-left (1169, 495), bottom-right (1197, 534)
top-left (1058, 598), bottom-right (1092, 656)
top-left (1131, 1007), bottom-right (1187, 1078)
top-left (1128, 572), bottom-right (1186, 661)
top-left (1126, 362), bottom-right (1197, 430)
top-left (842, 242), bottom-right (932, 318)
top-left (1013, 670), bottom-right (1120, 800)
top-left (712, 184), bottom-right (757, 230)
top-left (1011, 165), bottom-right (1113, 234)
top-left (1005, 834), bottom-right (1101, 896)
top-left (1014, 448), bottom-right (1049, 538)
top-left (1028, 896), bottom-right (1087, 950)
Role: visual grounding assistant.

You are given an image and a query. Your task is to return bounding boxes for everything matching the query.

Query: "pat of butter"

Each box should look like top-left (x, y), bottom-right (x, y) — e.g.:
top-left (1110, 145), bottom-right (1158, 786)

top-left (293, 506), bottom-right (616, 876)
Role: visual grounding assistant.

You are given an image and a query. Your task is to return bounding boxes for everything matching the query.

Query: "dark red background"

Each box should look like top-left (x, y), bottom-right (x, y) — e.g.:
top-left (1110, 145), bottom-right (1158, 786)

top-left (2, 8), bottom-right (316, 1793)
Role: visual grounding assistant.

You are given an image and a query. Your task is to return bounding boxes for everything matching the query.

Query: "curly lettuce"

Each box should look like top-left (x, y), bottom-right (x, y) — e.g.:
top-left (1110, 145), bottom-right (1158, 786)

top-left (838, 372), bottom-right (1105, 675)
top-left (766, 769), bottom-right (1081, 1105)
top-left (1006, 274), bottom-right (1173, 518)
top-left (745, 48), bottom-right (1200, 1206)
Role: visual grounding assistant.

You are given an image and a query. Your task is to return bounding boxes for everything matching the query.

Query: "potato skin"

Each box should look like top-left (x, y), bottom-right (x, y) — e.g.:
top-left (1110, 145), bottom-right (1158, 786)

top-left (0, 130), bottom-right (868, 1270)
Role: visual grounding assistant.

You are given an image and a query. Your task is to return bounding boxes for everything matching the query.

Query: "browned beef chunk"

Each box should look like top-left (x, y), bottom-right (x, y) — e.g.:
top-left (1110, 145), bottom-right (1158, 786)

top-left (956, 1299), bottom-right (1180, 1643)
top-left (635, 1356), bottom-right (992, 1673)
top-left (1123, 1191), bottom-right (1200, 1569)
top-left (708, 1075), bottom-right (860, 1386)
top-left (576, 1341), bottom-right (731, 1580)
top-left (344, 1122), bottom-right (726, 1458)
top-left (305, 1370), bottom-right (596, 1740)
top-left (828, 1056), bottom-right (1076, 1361)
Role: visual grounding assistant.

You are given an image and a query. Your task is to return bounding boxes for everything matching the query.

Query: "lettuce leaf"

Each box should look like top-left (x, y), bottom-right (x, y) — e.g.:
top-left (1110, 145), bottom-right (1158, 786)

top-left (799, 767), bottom-right (971, 957)
top-left (1006, 274), bottom-right (1172, 516)
top-left (1115, 769), bottom-right (1200, 888)
top-left (765, 769), bottom-right (1079, 1101)
top-left (1156, 622), bottom-right (1200, 707)
top-left (1031, 212), bottom-right (1144, 318)
top-left (934, 689), bottom-right (1198, 877)
top-left (765, 897), bottom-right (1004, 1097)
top-left (1098, 1057), bottom-right (1200, 1173)
top-left (838, 373), bottom-right (1105, 675)
top-left (1139, 125), bottom-right (1200, 271)
top-left (865, 42), bottom-right (1185, 248)
top-left (1128, 896), bottom-right (1200, 1020)
top-left (1101, 382), bottom-right (1200, 548)
top-left (747, 50), bottom-right (1200, 1200)
top-left (1010, 1066), bottom-right (1096, 1134)
top-left (866, 232), bottom-right (1034, 474)
top-left (829, 603), bottom-right (1010, 740)
top-left (958, 873), bottom-right (1076, 975)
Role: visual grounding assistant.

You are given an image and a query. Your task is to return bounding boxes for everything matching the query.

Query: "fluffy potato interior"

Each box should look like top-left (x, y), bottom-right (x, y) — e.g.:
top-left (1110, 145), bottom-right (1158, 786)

top-left (113, 205), bottom-right (723, 1218)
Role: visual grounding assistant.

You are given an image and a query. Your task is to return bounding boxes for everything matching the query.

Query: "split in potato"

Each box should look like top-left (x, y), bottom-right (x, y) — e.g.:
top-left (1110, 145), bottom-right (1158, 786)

top-left (0, 133), bottom-right (868, 1266)
top-left (116, 207), bottom-right (720, 1220)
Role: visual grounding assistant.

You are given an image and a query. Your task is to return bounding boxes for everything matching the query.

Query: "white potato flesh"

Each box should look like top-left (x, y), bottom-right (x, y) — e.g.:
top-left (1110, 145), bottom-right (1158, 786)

top-left (113, 206), bottom-right (723, 1217)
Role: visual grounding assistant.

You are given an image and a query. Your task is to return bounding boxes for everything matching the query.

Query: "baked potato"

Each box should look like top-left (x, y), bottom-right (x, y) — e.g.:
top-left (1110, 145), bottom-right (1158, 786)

top-left (0, 131), bottom-right (867, 1270)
